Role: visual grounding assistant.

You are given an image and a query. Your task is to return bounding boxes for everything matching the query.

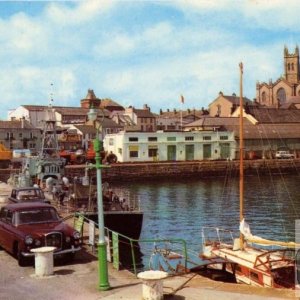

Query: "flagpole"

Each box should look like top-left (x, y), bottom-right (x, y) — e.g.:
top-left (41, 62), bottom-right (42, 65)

top-left (180, 95), bottom-right (184, 131)
top-left (181, 103), bottom-right (183, 131)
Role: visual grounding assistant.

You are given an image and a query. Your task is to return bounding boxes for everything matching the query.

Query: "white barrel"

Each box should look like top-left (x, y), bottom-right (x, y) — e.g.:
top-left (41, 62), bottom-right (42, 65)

top-left (31, 247), bottom-right (56, 277)
top-left (137, 270), bottom-right (168, 300)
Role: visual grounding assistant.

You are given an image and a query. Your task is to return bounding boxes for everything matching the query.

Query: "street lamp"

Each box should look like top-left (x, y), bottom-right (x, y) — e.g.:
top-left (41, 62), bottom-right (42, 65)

top-left (87, 106), bottom-right (110, 291)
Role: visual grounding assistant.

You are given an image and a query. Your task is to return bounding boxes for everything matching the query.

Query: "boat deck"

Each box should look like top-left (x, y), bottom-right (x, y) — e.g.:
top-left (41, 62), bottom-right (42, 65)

top-left (212, 244), bottom-right (293, 272)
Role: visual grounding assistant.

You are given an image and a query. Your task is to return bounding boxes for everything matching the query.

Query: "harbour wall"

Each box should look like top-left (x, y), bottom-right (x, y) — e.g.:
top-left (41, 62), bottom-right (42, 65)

top-left (1, 159), bottom-right (300, 183)
top-left (64, 159), bottom-right (300, 182)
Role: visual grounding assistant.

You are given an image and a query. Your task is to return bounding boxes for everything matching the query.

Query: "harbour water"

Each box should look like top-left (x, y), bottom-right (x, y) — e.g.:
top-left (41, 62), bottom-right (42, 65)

top-left (112, 173), bottom-right (300, 261)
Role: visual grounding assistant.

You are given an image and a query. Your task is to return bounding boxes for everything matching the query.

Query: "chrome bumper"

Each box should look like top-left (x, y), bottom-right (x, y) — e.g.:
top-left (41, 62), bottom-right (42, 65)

top-left (22, 245), bottom-right (81, 257)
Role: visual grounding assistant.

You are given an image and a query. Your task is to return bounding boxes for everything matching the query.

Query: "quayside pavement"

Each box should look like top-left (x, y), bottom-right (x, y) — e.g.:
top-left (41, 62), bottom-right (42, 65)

top-left (0, 218), bottom-right (297, 300)
top-left (0, 182), bottom-right (298, 300)
top-left (0, 244), bottom-right (297, 300)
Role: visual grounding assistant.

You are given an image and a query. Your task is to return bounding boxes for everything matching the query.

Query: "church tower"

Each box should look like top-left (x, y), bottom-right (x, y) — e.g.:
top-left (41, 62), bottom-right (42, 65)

top-left (284, 45), bottom-right (299, 84)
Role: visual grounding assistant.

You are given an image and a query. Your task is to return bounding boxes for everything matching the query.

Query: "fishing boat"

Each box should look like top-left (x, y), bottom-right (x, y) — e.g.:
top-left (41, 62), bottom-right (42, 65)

top-left (201, 63), bottom-right (298, 289)
top-left (7, 104), bottom-right (144, 240)
top-left (7, 105), bottom-right (65, 188)
top-left (68, 172), bottom-right (143, 240)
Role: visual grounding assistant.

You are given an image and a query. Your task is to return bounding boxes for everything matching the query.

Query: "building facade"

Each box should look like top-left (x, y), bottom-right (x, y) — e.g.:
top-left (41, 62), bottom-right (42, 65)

top-left (209, 92), bottom-right (255, 117)
top-left (256, 46), bottom-right (300, 107)
top-left (103, 130), bottom-right (236, 163)
top-left (123, 105), bottom-right (156, 132)
top-left (0, 120), bottom-right (41, 152)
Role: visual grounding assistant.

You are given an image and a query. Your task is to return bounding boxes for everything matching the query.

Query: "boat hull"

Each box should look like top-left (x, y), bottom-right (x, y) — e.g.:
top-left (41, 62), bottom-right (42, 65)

top-left (83, 211), bottom-right (144, 240)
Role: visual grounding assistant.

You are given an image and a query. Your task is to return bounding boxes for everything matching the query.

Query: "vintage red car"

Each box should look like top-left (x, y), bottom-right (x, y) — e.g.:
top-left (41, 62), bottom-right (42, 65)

top-left (0, 202), bottom-right (81, 266)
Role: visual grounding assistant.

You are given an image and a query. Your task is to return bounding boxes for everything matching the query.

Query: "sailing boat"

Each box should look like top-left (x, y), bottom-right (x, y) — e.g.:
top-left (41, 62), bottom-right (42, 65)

top-left (201, 63), bottom-right (297, 289)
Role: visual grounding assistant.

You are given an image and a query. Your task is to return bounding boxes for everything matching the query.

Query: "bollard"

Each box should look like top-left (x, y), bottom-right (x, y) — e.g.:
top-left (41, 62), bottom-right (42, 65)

top-left (31, 246), bottom-right (56, 277)
top-left (137, 270), bottom-right (168, 300)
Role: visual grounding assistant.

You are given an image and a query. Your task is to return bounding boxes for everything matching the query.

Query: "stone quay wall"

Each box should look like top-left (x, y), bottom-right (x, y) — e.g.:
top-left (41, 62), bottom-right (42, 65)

top-left (64, 159), bottom-right (300, 182)
top-left (1, 159), bottom-right (300, 183)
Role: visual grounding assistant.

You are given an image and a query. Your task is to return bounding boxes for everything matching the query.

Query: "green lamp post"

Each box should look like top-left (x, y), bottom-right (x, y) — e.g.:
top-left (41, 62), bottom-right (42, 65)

top-left (87, 106), bottom-right (110, 291)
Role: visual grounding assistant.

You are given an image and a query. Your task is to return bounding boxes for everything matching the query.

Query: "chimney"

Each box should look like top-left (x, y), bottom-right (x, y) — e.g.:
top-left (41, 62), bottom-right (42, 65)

top-left (143, 104), bottom-right (150, 111)
top-left (21, 117), bottom-right (25, 129)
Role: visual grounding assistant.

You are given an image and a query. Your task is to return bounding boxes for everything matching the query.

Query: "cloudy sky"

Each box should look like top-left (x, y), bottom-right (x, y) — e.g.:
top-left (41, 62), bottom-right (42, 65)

top-left (1, 0), bottom-right (300, 119)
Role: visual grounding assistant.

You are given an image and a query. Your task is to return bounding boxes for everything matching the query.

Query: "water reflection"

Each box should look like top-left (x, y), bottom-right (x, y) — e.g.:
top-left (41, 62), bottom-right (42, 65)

top-left (113, 174), bottom-right (300, 256)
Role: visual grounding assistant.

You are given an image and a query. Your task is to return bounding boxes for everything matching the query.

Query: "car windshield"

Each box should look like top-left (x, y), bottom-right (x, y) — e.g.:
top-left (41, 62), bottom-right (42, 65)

top-left (16, 208), bottom-right (60, 225)
top-left (17, 189), bottom-right (45, 201)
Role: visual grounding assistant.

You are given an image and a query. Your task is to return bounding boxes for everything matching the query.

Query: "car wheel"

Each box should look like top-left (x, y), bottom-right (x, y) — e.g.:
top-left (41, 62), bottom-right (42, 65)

top-left (63, 252), bottom-right (75, 264)
top-left (18, 253), bottom-right (27, 266)
top-left (14, 242), bottom-right (27, 267)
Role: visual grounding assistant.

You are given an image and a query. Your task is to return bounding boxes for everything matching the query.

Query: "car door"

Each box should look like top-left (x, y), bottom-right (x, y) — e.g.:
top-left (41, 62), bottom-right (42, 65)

top-left (0, 207), bottom-right (7, 245)
top-left (0, 208), bottom-right (15, 253)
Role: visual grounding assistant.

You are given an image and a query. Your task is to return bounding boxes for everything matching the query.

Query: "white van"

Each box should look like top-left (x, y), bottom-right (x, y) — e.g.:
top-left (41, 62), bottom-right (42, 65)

top-left (12, 149), bottom-right (31, 158)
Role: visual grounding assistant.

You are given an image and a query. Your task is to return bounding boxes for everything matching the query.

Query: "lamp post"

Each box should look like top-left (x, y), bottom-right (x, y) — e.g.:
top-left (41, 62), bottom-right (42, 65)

top-left (87, 106), bottom-right (110, 291)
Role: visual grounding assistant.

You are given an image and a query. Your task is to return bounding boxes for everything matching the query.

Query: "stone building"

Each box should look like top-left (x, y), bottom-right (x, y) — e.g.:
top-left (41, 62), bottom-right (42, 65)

top-left (256, 46), bottom-right (300, 107)
top-left (185, 112), bottom-right (300, 158)
top-left (156, 108), bottom-right (208, 131)
top-left (208, 92), bottom-right (256, 117)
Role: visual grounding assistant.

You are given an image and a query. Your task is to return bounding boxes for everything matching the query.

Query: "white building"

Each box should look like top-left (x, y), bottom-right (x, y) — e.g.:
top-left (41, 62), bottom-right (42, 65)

top-left (103, 130), bottom-right (236, 162)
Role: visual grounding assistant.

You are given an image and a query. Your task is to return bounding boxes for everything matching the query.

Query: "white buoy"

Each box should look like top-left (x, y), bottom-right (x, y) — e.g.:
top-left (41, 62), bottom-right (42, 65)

top-left (31, 247), bottom-right (56, 277)
top-left (137, 270), bottom-right (168, 300)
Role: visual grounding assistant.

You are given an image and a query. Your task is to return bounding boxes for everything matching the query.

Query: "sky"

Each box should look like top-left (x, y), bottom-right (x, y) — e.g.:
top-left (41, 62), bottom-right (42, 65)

top-left (1, 0), bottom-right (300, 119)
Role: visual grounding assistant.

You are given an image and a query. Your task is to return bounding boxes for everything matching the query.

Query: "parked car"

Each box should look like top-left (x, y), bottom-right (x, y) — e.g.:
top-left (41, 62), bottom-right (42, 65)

top-left (8, 187), bottom-right (50, 204)
top-left (0, 202), bottom-right (81, 266)
top-left (275, 150), bottom-right (295, 159)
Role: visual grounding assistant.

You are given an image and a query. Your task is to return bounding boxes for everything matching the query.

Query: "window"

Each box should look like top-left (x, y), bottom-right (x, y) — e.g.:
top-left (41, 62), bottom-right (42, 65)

top-left (109, 138), bottom-right (114, 146)
top-left (6, 210), bottom-right (13, 223)
top-left (235, 265), bottom-right (242, 273)
top-left (261, 91), bottom-right (266, 103)
top-left (19, 133), bottom-right (23, 138)
top-left (148, 148), bottom-right (157, 157)
top-left (185, 136), bottom-right (194, 141)
top-left (118, 148), bottom-right (122, 155)
top-left (6, 132), bottom-right (13, 139)
top-left (148, 137), bottom-right (157, 142)
top-left (129, 145), bottom-right (139, 158)
top-left (220, 136), bottom-right (228, 140)
top-left (203, 136), bottom-right (211, 140)
top-left (277, 88), bottom-right (286, 104)
top-left (129, 150), bottom-right (138, 158)
top-left (167, 137), bottom-right (176, 141)
top-left (129, 137), bottom-right (139, 142)
top-left (217, 104), bottom-right (221, 116)
top-left (250, 271), bottom-right (259, 282)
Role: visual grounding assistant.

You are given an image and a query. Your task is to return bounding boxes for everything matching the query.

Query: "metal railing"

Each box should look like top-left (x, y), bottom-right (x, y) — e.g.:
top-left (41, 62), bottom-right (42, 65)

top-left (73, 212), bottom-right (188, 276)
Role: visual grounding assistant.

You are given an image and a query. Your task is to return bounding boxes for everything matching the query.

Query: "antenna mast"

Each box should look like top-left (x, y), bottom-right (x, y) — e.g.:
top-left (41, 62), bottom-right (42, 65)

top-left (40, 83), bottom-right (59, 158)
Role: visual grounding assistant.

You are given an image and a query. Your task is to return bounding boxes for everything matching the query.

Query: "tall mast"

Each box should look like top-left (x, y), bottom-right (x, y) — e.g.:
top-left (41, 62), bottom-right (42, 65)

top-left (40, 85), bottom-right (59, 158)
top-left (239, 62), bottom-right (244, 249)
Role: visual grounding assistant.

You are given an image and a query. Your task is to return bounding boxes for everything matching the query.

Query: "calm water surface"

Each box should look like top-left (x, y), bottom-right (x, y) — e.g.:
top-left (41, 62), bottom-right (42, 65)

top-left (113, 173), bottom-right (300, 256)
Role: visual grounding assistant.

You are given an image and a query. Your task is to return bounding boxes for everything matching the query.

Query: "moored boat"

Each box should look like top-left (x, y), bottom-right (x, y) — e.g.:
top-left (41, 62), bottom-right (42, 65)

top-left (201, 63), bottom-right (299, 289)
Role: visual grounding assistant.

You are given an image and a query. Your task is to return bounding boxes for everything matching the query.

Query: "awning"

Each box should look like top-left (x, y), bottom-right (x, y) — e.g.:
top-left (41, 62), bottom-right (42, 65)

top-left (129, 145), bottom-right (139, 151)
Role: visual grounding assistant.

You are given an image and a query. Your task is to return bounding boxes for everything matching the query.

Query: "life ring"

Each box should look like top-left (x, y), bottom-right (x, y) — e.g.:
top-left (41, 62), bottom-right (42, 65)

top-left (75, 155), bottom-right (85, 164)
top-left (107, 153), bottom-right (117, 164)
